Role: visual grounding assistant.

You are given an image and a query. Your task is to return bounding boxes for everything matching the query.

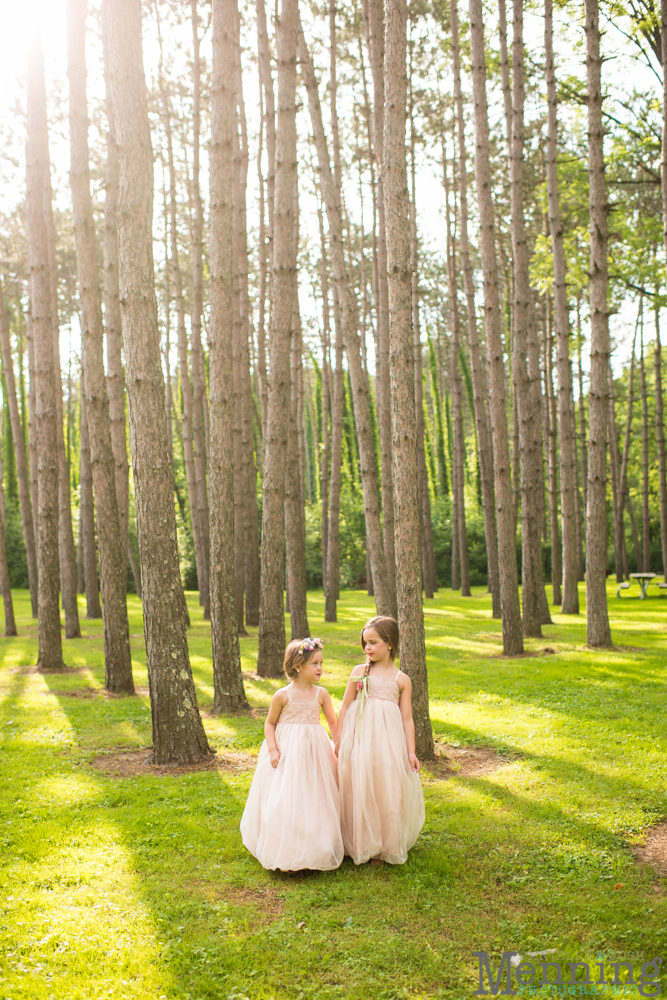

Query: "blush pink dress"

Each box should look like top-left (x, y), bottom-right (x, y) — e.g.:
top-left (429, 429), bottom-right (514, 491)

top-left (338, 672), bottom-right (425, 865)
top-left (240, 686), bottom-right (343, 871)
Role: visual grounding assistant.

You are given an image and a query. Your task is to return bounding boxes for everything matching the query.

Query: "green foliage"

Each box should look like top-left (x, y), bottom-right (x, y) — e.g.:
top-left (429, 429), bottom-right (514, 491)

top-left (305, 487), bottom-right (368, 590)
top-left (430, 495), bottom-right (489, 588)
top-left (4, 497), bottom-right (28, 589)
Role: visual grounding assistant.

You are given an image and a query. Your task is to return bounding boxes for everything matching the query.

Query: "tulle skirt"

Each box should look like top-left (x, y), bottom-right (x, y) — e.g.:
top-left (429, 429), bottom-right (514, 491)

top-left (338, 700), bottom-right (425, 865)
top-left (240, 722), bottom-right (344, 871)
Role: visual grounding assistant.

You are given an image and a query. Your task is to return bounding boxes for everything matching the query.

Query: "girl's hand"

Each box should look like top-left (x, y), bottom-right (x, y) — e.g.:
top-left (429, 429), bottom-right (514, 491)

top-left (408, 752), bottom-right (420, 773)
top-left (269, 748), bottom-right (281, 768)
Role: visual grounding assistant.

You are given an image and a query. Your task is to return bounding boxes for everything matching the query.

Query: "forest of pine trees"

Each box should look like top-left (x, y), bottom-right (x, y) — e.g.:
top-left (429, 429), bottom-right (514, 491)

top-left (1, 0), bottom-right (667, 762)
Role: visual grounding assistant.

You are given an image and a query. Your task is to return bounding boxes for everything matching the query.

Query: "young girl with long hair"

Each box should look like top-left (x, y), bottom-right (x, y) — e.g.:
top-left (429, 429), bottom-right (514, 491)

top-left (240, 637), bottom-right (344, 872)
top-left (335, 616), bottom-right (425, 866)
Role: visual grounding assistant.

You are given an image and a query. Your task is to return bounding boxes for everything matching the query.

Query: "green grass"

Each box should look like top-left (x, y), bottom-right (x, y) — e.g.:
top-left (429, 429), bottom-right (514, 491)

top-left (1, 583), bottom-right (666, 1000)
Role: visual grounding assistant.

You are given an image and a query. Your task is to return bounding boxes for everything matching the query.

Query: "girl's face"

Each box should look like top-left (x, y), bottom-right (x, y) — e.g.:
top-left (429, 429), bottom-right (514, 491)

top-left (363, 627), bottom-right (390, 662)
top-left (299, 649), bottom-right (323, 684)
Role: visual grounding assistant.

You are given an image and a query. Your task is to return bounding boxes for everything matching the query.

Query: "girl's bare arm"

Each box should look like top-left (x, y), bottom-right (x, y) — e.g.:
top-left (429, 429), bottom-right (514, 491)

top-left (318, 688), bottom-right (338, 742)
top-left (398, 674), bottom-right (420, 772)
top-left (334, 667), bottom-right (364, 753)
top-left (265, 690), bottom-right (288, 767)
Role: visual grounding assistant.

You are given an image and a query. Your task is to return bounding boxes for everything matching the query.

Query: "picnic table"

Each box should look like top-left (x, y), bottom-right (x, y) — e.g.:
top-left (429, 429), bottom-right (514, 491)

top-left (616, 572), bottom-right (667, 599)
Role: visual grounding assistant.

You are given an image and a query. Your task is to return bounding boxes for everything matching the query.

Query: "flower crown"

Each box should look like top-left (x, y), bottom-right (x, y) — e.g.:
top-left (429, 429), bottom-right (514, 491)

top-left (298, 637), bottom-right (323, 655)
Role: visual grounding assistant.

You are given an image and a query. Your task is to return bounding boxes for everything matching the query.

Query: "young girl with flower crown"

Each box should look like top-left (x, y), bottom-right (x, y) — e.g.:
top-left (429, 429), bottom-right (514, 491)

top-left (335, 616), bottom-right (425, 866)
top-left (240, 637), bottom-right (344, 872)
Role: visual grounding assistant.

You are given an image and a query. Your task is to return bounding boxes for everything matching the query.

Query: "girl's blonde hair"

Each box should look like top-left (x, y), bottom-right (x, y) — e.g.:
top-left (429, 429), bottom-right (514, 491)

top-left (283, 637), bottom-right (323, 680)
top-left (360, 616), bottom-right (399, 677)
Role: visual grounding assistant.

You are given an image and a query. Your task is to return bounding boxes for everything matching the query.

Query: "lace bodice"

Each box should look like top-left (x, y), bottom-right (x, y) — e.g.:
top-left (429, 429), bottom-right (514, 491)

top-left (277, 689), bottom-right (322, 725)
top-left (362, 675), bottom-right (400, 704)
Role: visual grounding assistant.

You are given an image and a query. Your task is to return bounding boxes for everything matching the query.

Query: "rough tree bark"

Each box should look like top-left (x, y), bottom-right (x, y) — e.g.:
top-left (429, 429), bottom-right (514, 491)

top-left (209, 0), bottom-right (249, 712)
top-left (409, 82), bottom-right (437, 599)
top-left (102, 33), bottom-right (130, 589)
top-left (257, 0), bottom-right (299, 676)
top-left (510, 0), bottom-right (544, 638)
top-left (79, 384), bottom-right (102, 619)
top-left (189, 0), bottom-right (211, 620)
top-left (104, 0), bottom-right (212, 761)
top-left (317, 204), bottom-right (331, 590)
top-left (0, 446), bottom-right (17, 636)
top-left (544, 298), bottom-right (562, 605)
top-left (545, 0), bottom-right (579, 613)
top-left (67, 0), bottom-right (134, 691)
top-left (27, 33), bottom-right (65, 670)
top-left (44, 174), bottom-right (81, 640)
top-left (469, 0), bottom-right (523, 655)
top-left (363, 0), bottom-right (398, 618)
top-left (451, 0), bottom-right (499, 616)
top-left (659, 0), bottom-right (667, 574)
top-left (384, 0), bottom-right (433, 758)
top-left (640, 321), bottom-right (651, 572)
top-left (325, 294), bottom-right (344, 622)
top-left (0, 280), bottom-right (38, 617)
top-left (585, 0), bottom-right (612, 647)
top-left (285, 280), bottom-right (310, 640)
top-left (443, 148), bottom-right (471, 598)
top-left (654, 309), bottom-right (667, 576)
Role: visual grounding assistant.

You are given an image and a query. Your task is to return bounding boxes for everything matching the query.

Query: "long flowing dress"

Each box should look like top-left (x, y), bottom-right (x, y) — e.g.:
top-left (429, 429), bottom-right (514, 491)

top-left (240, 686), bottom-right (343, 871)
top-left (338, 673), bottom-right (425, 865)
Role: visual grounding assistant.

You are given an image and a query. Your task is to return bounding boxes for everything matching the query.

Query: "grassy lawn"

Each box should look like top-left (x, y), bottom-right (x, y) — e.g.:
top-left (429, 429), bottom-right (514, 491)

top-left (1, 582), bottom-right (666, 1000)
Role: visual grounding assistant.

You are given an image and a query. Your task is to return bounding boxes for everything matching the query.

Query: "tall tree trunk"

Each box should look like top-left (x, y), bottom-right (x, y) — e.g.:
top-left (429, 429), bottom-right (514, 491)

top-left (585, 0), bottom-right (612, 647)
top-left (618, 322), bottom-right (638, 578)
top-left (325, 299), bottom-right (344, 621)
top-left (27, 33), bottom-right (65, 670)
top-left (257, 0), bottom-right (299, 676)
top-left (469, 0), bottom-right (523, 655)
top-left (545, 0), bottom-right (579, 613)
top-left (285, 285), bottom-right (310, 640)
top-left (608, 364), bottom-right (624, 583)
top-left (235, 59), bottom-right (261, 630)
top-left (544, 297), bottom-right (562, 605)
top-left (528, 299), bottom-right (552, 624)
top-left (363, 0), bottom-right (398, 617)
top-left (232, 55), bottom-right (248, 636)
top-left (79, 386), bottom-right (102, 619)
top-left (0, 446), bottom-right (17, 636)
top-left (317, 204), bottom-right (331, 591)
top-left (0, 281), bottom-right (38, 617)
top-left (156, 48), bottom-right (206, 614)
top-left (104, 0), bottom-right (212, 762)
top-left (510, 0), bottom-right (543, 638)
top-left (572, 382), bottom-right (585, 581)
top-left (27, 313), bottom-right (40, 569)
top-left (298, 25), bottom-right (392, 618)
top-left (384, 0), bottom-right (433, 759)
top-left (659, 0), bottom-right (667, 575)
top-left (409, 82), bottom-right (436, 600)
top-left (443, 146), bottom-right (470, 598)
top-left (640, 318), bottom-right (651, 572)
top-left (44, 176), bottom-right (81, 640)
top-left (102, 33), bottom-right (130, 589)
top-left (256, 81), bottom-right (269, 444)
top-left (190, 0), bottom-right (211, 620)
top-left (654, 308), bottom-right (667, 577)
top-left (577, 316), bottom-right (589, 573)
top-left (209, 0), bottom-right (249, 712)
top-left (451, 0), bottom-right (499, 616)
top-left (67, 0), bottom-right (133, 690)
